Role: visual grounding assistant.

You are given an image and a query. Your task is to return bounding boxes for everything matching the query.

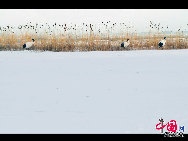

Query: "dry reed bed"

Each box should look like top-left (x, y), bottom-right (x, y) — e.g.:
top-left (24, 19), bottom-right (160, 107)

top-left (0, 22), bottom-right (188, 51)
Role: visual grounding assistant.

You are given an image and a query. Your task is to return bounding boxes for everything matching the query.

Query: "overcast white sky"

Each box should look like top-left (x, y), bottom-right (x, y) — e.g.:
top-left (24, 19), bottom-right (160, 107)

top-left (0, 9), bottom-right (188, 32)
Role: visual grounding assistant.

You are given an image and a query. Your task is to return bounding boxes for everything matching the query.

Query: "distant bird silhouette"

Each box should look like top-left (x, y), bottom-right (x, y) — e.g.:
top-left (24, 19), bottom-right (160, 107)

top-left (23, 39), bottom-right (35, 50)
top-left (121, 39), bottom-right (130, 48)
top-left (158, 37), bottom-right (166, 48)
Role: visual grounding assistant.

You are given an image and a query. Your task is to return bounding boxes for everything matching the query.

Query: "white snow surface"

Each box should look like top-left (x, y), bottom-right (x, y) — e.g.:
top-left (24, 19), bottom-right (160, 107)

top-left (0, 49), bottom-right (188, 134)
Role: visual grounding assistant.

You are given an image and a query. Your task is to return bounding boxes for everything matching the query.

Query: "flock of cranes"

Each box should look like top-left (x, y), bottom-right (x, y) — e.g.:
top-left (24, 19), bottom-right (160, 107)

top-left (21, 21), bottom-right (168, 50)
top-left (23, 37), bottom-right (166, 50)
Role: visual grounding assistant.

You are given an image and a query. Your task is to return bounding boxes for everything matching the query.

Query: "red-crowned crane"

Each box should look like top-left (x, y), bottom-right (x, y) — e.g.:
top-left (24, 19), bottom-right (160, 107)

top-left (121, 39), bottom-right (130, 48)
top-left (23, 39), bottom-right (35, 50)
top-left (159, 37), bottom-right (166, 48)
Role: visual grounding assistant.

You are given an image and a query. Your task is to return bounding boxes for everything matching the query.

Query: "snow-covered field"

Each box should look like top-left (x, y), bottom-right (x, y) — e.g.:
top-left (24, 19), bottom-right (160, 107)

top-left (0, 49), bottom-right (188, 134)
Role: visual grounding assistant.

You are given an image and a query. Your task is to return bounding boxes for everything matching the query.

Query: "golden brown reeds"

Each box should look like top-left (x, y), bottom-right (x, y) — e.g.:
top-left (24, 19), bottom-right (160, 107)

top-left (0, 22), bottom-right (188, 52)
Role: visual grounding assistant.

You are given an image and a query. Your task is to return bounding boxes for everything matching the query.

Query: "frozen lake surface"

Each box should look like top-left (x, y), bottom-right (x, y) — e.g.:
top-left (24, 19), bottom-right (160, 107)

top-left (0, 49), bottom-right (188, 134)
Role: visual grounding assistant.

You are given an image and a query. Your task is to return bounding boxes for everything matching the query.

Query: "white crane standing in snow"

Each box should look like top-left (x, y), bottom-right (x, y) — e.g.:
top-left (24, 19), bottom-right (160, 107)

top-left (121, 39), bottom-right (130, 48)
top-left (23, 39), bottom-right (35, 50)
top-left (158, 37), bottom-right (166, 48)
